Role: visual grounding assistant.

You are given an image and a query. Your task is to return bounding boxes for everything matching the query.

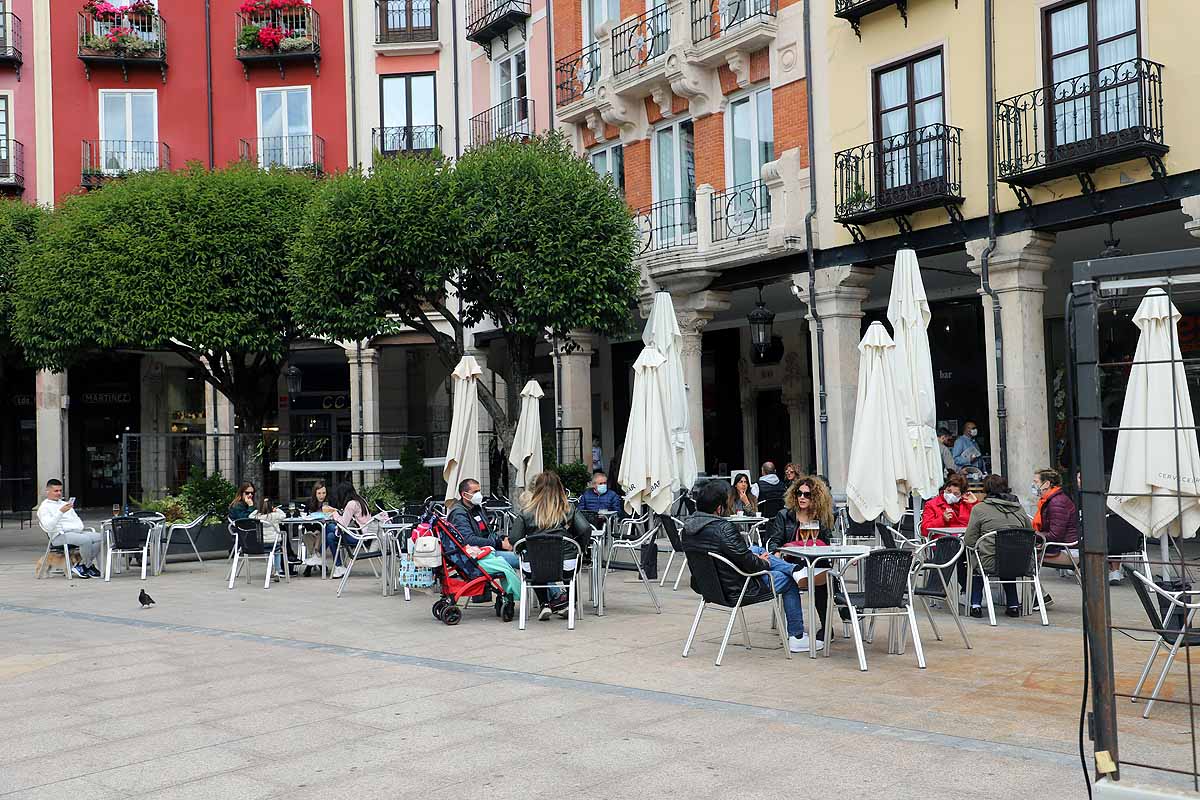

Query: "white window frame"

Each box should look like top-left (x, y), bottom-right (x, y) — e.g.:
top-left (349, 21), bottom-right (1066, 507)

top-left (723, 86), bottom-right (773, 189)
top-left (492, 49), bottom-right (530, 138)
top-left (97, 88), bottom-right (159, 174)
top-left (589, 141), bottom-right (624, 193)
top-left (0, 90), bottom-right (13, 182)
top-left (650, 116), bottom-right (694, 204)
top-left (255, 85), bottom-right (313, 169)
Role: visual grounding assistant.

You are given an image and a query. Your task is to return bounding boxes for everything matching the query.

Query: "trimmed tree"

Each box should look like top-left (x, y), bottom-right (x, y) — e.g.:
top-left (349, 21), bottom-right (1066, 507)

top-left (12, 164), bottom-right (315, 441)
top-left (289, 133), bottom-right (639, 449)
top-left (0, 199), bottom-right (49, 359)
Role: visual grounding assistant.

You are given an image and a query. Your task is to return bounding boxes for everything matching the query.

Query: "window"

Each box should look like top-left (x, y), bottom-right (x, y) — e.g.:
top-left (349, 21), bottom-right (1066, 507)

top-left (727, 87), bottom-right (773, 188)
top-left (378, 0), bottom-right (435, 41)
top-left (380, 74), bottom-right (437, 152)
top-left (582, 0), bottom-right (618, 45)
top-left (98, 90), bottom-right (158, 172)
top-left (590, 143), bottom-right (624, 195)
top-left (257, 86), bottom-right (312, 168)
top-left (874, 50), bottom-right (944, 193)
top-left (494, 50), bottom-right (530, 134)
top-left (0, 94), bottom-right (12, 181)
top-left (1045, 0), bottom-right (1139, 150)
top-left (651, 118), bottom-right (696, 243)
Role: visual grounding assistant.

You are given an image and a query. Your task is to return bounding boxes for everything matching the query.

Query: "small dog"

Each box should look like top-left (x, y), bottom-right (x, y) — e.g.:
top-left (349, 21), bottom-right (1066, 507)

top-left (34, 549), bottom-right (81, 579)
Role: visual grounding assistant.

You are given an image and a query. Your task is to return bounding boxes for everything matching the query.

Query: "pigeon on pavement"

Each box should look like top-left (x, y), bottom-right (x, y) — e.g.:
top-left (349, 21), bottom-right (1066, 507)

top-left (139, 589), bottom-right (155, 608)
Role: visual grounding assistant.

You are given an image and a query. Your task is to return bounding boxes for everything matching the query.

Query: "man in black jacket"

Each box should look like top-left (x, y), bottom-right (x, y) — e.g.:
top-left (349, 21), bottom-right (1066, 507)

top-left (681, 480), bottom-right (818, 653)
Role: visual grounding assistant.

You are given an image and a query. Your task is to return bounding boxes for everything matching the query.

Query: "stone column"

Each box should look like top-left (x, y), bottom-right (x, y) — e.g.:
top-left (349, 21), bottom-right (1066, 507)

top-left (967, 231), bottom-right (1055, 487)
top-left (782, 349), bottom-right (813, 474)
top-left (346, 344), bottom-right (381, 485)
top-left (675, 290), bottom-right (732, 474)
top-left (36, 370), bottom-right (68, 491)
top-left (558, 331), bottom-right (594, 466)
top-left (204, 382), bottom-right (236, 478)
top-left (792, 265), bottom-right (873, 491)
top-left (738, 357), bottom-right (757, 471)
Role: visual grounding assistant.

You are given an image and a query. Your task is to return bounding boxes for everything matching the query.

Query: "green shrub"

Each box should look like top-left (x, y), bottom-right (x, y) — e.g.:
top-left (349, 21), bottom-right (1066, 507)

top-left (130, 494), bottom-right (186, 523)
top-left (238, 24), bottom-right (262, 50)
top-left (362, 482), bottom-right (403, 513)
top-left (179, 466), bottom-right (236, 524)
top-left (552, 461), bottom-right (590, 495)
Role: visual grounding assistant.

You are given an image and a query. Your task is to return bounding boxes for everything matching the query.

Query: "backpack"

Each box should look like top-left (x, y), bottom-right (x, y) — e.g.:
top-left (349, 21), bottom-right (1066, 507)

top-left (410, 521), bottom-right (443, 568)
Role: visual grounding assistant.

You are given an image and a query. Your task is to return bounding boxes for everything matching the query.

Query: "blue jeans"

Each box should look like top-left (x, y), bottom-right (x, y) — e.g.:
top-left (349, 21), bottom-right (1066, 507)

top-left (325, 526), bottom-right (359, 567)
top-left (750, 546), bottom-right (805, 639)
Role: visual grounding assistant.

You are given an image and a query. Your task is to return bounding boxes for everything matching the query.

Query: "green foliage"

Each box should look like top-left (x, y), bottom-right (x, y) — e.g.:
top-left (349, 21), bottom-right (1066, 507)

top-left (178, 466), bottom-right (237, 524)
top-left (552, 461), bottom-right (591, 495)
top-left (238, 24), bottom-right (262, 49)
top-left (0, 200), bottom-right (48, 358)
top-left (363, 445), bottom-right (433, 510)
top-left (131, 494), bottom-right (187, 523)
top-left (361, 482), bottom-right (403, 513)
top-left (13, 163), bottom-right (315, 429)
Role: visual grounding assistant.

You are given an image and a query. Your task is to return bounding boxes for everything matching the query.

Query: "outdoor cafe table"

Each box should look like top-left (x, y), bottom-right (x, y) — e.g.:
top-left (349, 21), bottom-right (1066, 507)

top-left (728, 515), bottom-right (768, 546)
top-left (282, 516), bottom-right (329, 578)
top-left (926, 527), bottom-right (967, 538)
top-left (381, 522), bottom-right (415, 598)
top-left (777, 544), bottom-right (874, 659)
top-left (589, 510), bottom-right (619, 616)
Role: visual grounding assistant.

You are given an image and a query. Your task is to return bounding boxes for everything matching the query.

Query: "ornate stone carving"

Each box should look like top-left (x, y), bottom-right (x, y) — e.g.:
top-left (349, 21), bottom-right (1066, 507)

top-left (666, 51), bottom-right (722, 119)
top-left (725, 50), bottom-right (750, 88)
top-left (585, 112), bottom-right (606, 143)
top-left (649, 82), bottom-right (674, 119)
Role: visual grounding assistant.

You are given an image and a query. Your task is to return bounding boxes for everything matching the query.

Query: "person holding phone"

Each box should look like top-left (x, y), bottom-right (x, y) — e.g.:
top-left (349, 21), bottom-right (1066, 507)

top-left (37, 478), bottom-right (104, 579)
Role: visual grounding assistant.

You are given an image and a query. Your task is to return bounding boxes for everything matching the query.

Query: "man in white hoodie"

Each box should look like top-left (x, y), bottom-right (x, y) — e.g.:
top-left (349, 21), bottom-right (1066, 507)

top-left (37, 479), bottom-right (103, 579)
top-left (751, 462), bottom-right (786, 509)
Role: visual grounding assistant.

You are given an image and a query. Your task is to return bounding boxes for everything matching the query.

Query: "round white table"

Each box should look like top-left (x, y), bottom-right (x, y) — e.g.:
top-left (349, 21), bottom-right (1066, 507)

top-left (778, 544), bottom-right (874, 658)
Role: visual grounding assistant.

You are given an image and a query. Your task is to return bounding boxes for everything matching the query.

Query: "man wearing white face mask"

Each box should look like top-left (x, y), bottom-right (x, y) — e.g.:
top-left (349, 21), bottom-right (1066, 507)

top-left (577, 471), bottom-right (622, 514)
top-left (952, 421), bottom-right (985, 469)
top-left (447, 478), bottom-right (519, 569)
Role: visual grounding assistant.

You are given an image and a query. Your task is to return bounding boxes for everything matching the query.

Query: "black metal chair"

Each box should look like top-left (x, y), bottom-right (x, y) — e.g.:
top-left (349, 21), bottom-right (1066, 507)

top-left (658, 514), bottom-right (690, 590)
top-left (834, 548), bottom-right (925, 671)
top-left (758, 497), bottom-right (784, 519)
top-left (515, 532), bottom-right (583, 630)
top-left (909, 536), bottom-right (971, 650)
top-left (681, 549), bottom-right (790, 666)
top-left (978, 528), bottom-right (1047, 626)
top-left (227, 518), bottom-right (281, 590)
top-left (105, 516), bottom-right (153, 581)
top-left (1125, 565), bottom-right (1200, 719)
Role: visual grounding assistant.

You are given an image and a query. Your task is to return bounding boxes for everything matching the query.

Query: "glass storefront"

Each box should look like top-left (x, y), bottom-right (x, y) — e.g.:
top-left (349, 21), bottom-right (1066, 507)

top-left (69, 354), bottom-right (142, 508)
top-left (0, 360), bottom-right (36, 513)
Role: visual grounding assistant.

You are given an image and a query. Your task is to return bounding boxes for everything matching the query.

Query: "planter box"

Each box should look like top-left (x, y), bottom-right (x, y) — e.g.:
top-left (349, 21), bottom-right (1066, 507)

top-left (159, 522), bottom-right (232, 564)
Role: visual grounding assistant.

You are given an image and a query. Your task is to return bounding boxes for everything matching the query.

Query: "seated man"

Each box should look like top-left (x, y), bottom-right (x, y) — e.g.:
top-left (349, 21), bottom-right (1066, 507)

top-left (577, 471), bottom-right (622, 514)
top-left (681, 480), bottom-right (819, 653)
top-left (37, 479), bottom-right (103, 579)
top-left (447, 478), bottom-right (518, 569)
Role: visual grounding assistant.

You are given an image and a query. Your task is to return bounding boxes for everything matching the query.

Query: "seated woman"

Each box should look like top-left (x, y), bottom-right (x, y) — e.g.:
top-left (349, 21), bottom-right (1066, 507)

top-left (509, 470), bottom-right (593, 621)
top-left (228, 483), bottom-right (257, 522)
top-left (302, 481), bottom-right (334, 575)
top-left (726, 474), bottom-right (759, 516)
top-left (1032, 468), bottom-right (1078, 607)
top-left (323, 482), bottom-right (374, 579)
top-left (920, 474), bottom-right (977, 536)
top-left (963, 474), bottom-right (1031, 618)
top-left (760, 476), bottom-right (836, 640)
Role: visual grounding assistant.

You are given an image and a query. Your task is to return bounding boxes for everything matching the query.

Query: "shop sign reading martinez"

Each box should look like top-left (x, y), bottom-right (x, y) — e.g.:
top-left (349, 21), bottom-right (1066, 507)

top-left (81, 391), bottom-right (134, 405)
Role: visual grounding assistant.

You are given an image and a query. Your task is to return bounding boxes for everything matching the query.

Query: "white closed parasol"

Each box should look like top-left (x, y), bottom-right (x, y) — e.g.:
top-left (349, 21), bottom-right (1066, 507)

top-left (509, 380), bottom-right (545, 489)
top-left (619, 346), bottom-right (677, 515)
top-left (643, 292), bottom-right (698, 491)
top-left (443, 355), bottom-right (482, 502)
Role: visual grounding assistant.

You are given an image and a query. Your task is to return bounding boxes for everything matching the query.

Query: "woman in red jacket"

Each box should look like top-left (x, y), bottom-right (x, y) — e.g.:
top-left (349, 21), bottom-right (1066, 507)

top-left (920, 473), bottom-right (977, 536)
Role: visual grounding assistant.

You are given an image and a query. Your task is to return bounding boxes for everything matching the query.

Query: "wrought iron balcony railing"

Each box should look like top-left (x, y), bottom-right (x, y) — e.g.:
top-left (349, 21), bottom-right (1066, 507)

top-left (0, 139), bottom-right (24, 191)
top-left (833, 123), bottom-right (963, 224)
top-left (376, 0), bottom-right (437, 43)
top-left (833, 0), bottom-right (907, 38)
top-left (373, 125), bottom-right (441, 155)
top-left (612, 5), bottom-right (670, 77)
top-left (555, 41), bottom-right (601, 106)
top-left (235, 6), bottom-right (320, 78)
top-left (77, 10), bottom-right (166, 81)
top-left (691, 0), bottom-right (774, 44)
top-left (635, 197), bottom-right (697, 254)
top-left (465, 0), bottom-right (530, 55)
top-left (712, 180), bottom-right (770, 242)
top-left (0, 12), bottom-right (22, 74)
top-left (996, 57), bottom-right (1167, 188)
top-left (469, 97), bottom-right (534, 148)
top-left (81, 139), bottom-right (170, 188)
top-left (239, 134), bottom-right (326, 175)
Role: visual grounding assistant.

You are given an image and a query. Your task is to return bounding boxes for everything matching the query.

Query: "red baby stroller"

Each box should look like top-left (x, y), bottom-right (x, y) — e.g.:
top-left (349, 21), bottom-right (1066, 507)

top-left (426, 513), bottom-right (514, 625)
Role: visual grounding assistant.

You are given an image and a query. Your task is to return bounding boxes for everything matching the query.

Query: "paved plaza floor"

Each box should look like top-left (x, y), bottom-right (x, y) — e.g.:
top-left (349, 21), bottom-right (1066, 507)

top-left (0, 520), bottom-right (1196, 799)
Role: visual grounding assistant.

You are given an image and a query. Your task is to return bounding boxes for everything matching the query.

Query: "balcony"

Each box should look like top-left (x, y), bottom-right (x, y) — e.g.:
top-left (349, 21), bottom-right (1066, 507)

top-left (833, 0), bottom-right (908, 39)
top-left (635, 197), bottom-right (697, 254)
top-left (376, 0), bottom-right (438, 52)
top-left (690, 0), bottom-right (775, 53)
top-left (372, 125), bottom-right (442, 156)
top-left (996, 57), bottom-right (1167, 198)
top-left (465, 0), bottom-right (530, 59)
top-left (833, 123), bottom-right (963, 233)
top-left (81, 140), bottom-right (170, 189)
top-left (711, 180), bottom-right (770, 243)
top-left (77, 10), bottom-right (167, 83)
top-left (555, 41), bottom-right (601, 109)
top-left (612, 5), bottom-right (670, 85)
top-left (0, 140), bottom-right (23, 193)
top-left (0, 13), bottom-right (22, 79)
top-left (239, 134), bottom-right (326, 176)
top-left (469, 97), bottom-right (534, 148)
top-left (235, 5), bottom-right (320, 79)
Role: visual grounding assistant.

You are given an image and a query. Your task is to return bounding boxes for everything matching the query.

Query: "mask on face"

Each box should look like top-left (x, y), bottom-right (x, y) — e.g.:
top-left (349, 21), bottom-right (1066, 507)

top-left (596, 484), bottom-right (608, 495)
top-left (1031, 483), bottom-right (1042, 499)
top-left (943, 492), bottom-right (960, 505)
top-left (967, 428), bottom-right (978, 437)
top-left (468, 491), bottom-right (484, 506)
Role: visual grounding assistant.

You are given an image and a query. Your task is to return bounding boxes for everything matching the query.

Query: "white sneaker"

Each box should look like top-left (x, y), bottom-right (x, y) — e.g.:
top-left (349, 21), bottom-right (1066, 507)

top-left (303, 555), bottom-right (321, 567)
top-left (1109, 569), bottom-right (1123, 586)
top-left (332, 566), bottom-right (348, 579)
top-left (789, 635), bottom-right (825, 653)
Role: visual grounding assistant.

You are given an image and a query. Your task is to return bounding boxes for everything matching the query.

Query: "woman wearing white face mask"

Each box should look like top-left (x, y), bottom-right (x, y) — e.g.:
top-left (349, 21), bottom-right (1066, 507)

top-left (920, 474), bottom-right (978, 536)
